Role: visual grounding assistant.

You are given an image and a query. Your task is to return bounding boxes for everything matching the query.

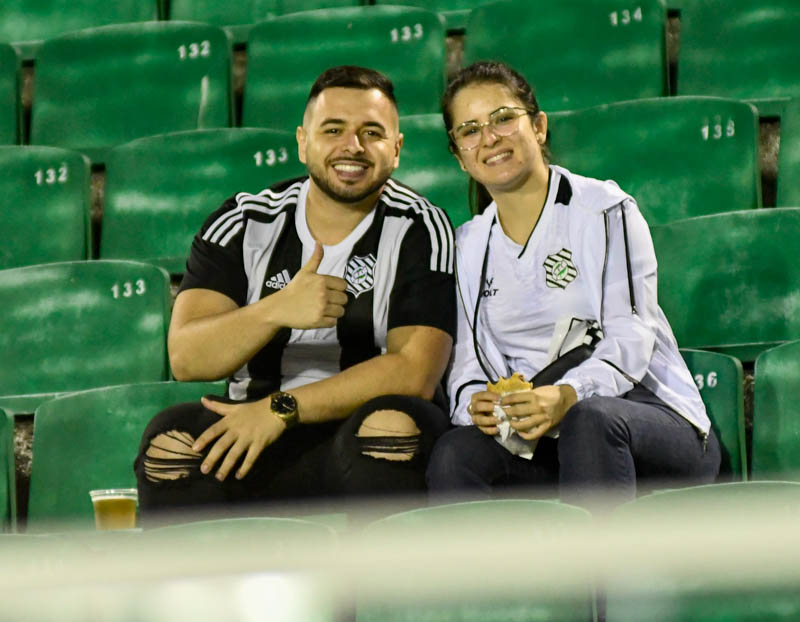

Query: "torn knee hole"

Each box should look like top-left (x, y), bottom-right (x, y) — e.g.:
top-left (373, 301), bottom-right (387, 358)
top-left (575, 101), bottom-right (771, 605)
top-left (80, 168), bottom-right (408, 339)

top-left (143, 430), bottom-right (202, 483)
top-left (357, 410), bottom-right (421, 462)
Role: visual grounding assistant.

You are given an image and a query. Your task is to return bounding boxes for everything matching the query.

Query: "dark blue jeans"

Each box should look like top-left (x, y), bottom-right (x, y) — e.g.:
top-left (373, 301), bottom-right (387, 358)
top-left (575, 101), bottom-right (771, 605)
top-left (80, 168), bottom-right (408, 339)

top-left (426, 385), bottom-right (721, 509)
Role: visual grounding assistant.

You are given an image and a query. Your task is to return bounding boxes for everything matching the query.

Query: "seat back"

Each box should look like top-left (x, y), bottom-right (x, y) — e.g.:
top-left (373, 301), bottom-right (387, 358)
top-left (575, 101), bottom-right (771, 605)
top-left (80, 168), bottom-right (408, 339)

top-left (103, 128), bottom-right (304, 273)
top-left (650, 208), bottom-right (800, 362)
top-left (678, 0), bottom-right (800, 101)
top-left (31, 22), bottom-right (231, 162)
top-left (777, 97), bottom-right (800, 207)
top-left (395, 114), bottom-right (471, 228)
top-left (0, 0), bottom-right (157, 59)
top-left (374, 0), bottom-right (490, 31)
top-left (361, 500), bottom-right (594, 622)
top-left (549, 97), bottom-right (761, 225)
top-left (0, 260), bottom-right (171, 397)
top-left (243, 6), bottom-right (445, 131)
top-left (464, 0), bottom-right (666, 112)
top-left (27, 381), bottom-right (224, 530)
top-left (169, 0), bottom-right (362, 43)
top-left (752, 340), bottom-right (800, 480)
top-left (0, 44), bottom-right (19, 144)
top-left (680, 349), bottom-right (746, 480)
top-left (0, 146), bottom-right (90, 270)
top-left (0, 409), bottom-right (15, 533)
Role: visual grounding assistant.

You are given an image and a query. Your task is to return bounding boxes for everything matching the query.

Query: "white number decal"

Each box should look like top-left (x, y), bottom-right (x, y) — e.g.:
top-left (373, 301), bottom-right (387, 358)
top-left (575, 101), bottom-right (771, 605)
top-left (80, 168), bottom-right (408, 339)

top-left (178, 40), bottom-right (211, 60)
top-left (111, 279), bottom-right (147, 299)
top-left (34, 163), bottom-right (69, 186)
top-left (253, 148), bottom-right (289, 167)
top-left (693, 372), bottom-right (719, 390)
top-left (390, 23), bottom-right (424, 43)
top-left (609, 7), bottom-right (643, 26)
top-left (701, 116), bottom-right (736, 141)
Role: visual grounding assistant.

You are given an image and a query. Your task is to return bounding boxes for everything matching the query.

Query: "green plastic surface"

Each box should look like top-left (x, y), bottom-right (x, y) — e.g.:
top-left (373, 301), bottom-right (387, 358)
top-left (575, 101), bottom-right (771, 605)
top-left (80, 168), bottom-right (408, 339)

top-left (27, 381), bottom-right (224, 530)
top-left (752, 341), bottom-right (800, 481)
top-left (464, 0), bottom-right (667, 112)
top-left (0, 410), bottom-right (15, 532)
top-left (777, 98), bottom-right (800, 207)
top-left (31, 22), bottom-right (232, 162)
top-left (678, 0), bottom-right (800, 101)
top-left (651, 208), bottom-right (800, 362)
top-left (102, 128), bottom-right (304, 273)
top-left (374, 0), bottom-right (490, 31)
top-left (0, 260), bottom-right (171, 396)
top-left (169, 0), bottom-right (362, 43)
top-left (0, 0), bottom-right (157, 59)
top-left (0, 146), bottom-right (90, 270)
top-left (0, 44), bottom-right (19, 144)
top-left (680, 349), bottom-right (746, 480)
top-left (549, 96), bottom-right (761, 225)
top-left (395, 114), bottom-right (471, 228)
top-left (243, 6), bottom-right (446, 131)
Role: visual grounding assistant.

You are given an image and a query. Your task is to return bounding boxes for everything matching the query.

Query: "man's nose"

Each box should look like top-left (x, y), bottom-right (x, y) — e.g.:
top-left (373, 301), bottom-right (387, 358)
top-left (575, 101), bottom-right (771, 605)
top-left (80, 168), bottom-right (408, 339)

top-left (342, 130), bottom-right (365, 153)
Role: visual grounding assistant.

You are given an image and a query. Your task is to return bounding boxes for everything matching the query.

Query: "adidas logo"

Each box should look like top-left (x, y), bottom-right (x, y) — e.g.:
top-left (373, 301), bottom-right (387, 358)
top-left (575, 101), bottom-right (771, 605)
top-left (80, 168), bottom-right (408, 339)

top-left (265, 269), bottom-right (291, 290)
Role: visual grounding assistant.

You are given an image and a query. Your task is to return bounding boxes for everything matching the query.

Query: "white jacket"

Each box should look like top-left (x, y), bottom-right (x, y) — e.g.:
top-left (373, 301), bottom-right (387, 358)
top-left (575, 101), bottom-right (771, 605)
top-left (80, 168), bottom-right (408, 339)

top-left (448, 165), bottom-right (710, 436)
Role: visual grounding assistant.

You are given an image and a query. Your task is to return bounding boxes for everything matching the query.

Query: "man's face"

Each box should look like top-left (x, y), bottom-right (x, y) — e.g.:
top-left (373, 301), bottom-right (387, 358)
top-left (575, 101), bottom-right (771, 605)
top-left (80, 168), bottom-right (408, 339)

top-left (297, 87), bottom-right (403, 204)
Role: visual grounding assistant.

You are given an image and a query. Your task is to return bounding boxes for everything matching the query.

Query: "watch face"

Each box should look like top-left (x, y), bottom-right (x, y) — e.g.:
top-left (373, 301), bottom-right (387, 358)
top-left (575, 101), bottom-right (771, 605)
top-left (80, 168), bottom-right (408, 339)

top-left (272, 392), bottom-right (297, 414)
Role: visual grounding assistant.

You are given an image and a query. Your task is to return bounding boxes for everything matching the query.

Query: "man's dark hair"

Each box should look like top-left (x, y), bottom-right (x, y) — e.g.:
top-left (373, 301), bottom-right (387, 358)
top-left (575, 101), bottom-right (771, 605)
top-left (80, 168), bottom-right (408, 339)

top-left (306, 65), bottom-right (397, 108)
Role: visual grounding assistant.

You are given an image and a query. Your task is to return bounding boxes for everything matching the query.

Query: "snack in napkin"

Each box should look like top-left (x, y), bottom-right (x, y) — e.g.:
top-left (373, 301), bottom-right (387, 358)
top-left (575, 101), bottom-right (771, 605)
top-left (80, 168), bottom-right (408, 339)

top-left (487, 372), bottom-right (532, 395)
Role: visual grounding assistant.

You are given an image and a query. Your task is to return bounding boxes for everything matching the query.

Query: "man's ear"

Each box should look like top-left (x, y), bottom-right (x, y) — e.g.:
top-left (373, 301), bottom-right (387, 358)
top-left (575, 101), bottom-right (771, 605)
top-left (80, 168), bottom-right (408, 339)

top-left (392, 132), bottom-right (404, 169)
top-left (296, 125), bottom-right (307, 165)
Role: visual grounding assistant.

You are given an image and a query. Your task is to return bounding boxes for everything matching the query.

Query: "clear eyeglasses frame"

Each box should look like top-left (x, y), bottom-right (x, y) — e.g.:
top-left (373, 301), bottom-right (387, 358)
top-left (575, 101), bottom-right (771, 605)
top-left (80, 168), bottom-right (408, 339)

top-left (449, 106), bottom-right (534, 151)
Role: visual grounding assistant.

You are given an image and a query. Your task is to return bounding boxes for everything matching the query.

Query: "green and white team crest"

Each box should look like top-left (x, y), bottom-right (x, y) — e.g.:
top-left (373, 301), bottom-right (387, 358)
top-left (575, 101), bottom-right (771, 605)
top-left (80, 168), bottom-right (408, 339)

top-left (345, 253), bottom-right (377, 298)
top-left (543, 248), bottom-right (578, 289)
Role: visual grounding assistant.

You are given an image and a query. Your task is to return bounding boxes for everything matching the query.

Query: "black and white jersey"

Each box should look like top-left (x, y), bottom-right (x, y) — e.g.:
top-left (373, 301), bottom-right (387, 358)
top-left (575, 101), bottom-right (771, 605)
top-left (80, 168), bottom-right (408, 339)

top-left (180, 177), bottom-right (456, 400)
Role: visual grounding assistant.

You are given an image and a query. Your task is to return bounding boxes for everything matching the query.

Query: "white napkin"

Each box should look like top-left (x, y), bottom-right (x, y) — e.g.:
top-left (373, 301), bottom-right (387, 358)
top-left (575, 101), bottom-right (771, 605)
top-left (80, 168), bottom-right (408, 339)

top-left (493, 398), bottom-right (538, 460)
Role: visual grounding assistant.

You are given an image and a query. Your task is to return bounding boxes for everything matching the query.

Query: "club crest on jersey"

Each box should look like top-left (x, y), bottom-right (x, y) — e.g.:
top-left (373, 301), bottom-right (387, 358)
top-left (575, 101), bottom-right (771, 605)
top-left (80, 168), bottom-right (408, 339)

top-left (543, 248), bottom-right (578, 289)
top-left (345, 254), bottom-right (377, 298)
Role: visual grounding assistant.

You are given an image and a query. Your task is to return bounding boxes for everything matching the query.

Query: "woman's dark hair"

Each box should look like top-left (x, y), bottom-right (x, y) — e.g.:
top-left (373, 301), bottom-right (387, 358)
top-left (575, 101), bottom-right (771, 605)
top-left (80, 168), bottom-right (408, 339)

top-left (441, 61), bottom-right (549, 216)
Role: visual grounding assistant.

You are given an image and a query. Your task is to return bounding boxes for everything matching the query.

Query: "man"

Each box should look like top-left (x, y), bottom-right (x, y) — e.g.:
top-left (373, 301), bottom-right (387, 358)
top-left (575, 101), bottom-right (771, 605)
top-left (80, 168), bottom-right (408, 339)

top-left (134, 66), bottom-right (455, 515)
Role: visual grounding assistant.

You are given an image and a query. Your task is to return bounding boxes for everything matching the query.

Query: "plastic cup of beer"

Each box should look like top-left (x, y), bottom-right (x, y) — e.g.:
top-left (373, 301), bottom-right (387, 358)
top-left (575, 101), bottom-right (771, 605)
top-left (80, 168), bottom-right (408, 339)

top-left (89, 488), bottom-right (138, 530)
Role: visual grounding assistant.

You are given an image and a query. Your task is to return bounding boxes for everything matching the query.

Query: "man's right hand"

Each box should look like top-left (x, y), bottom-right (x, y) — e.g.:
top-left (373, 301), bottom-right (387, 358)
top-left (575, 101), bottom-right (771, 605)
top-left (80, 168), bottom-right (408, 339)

top-left (274, 242), bottom-right (348, 329)
top-left (469, 390), bottom-right (501, 436)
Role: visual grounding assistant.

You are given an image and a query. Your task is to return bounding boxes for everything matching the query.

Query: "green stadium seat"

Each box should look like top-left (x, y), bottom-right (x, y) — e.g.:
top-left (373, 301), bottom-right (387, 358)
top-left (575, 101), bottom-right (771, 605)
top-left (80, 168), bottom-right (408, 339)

top-left (0, 146), bottom-right (90, 270)
top-left (777, 98), bottom-right (800, 207)
top-left (0, 44), bottom-right (19, 144)
top-left (651, 208), bottom-right (800, 362)
top-left (27, 381), bottom-right (223, 531)
top-left (549, 96), bottom-right (761, 225)
top-left (146, 516), bottom-right (338, 548)
top-left (752, 341), bottom-right (800, 481)
top-left (243, 6), bottom-right (446, 131)
top-left (396, 114), bottom-right (471, 228)
top-left (0, 0), bottom-right (157, 60)
top-left (680, 349), bottom-right (746, 481)
top-left (360, 500), bottom-right (594, 622)
top-left (374, 0), bottom-right (491, 31)
top-left (0, 260), bottom-right (171, 410)
top-left (678, 0), bottom-right (800, 102)
top-left (31, 22), bottom-right (232, 162)
top-left (463, 0), bottom-right (667, 112)
top-left (103, 128), bottom-right (304, 274)
top-left (609, 482), bottom-right (800, 622)
top-left (0, 409), bottom-right (16, 533)
top-left (169, 0), bottom-right (363, 44)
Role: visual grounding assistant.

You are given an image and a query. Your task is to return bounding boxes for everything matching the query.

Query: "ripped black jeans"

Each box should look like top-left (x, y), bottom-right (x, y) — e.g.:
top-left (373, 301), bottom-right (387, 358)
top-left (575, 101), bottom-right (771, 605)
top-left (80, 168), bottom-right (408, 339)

top-left (134, 394), bottom-right (449, 519)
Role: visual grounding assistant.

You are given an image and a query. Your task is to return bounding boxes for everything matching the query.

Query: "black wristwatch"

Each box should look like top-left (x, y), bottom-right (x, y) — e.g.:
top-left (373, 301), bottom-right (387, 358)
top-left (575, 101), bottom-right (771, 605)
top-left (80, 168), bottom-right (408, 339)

top-left (270, 391), bottom-right (299, 429)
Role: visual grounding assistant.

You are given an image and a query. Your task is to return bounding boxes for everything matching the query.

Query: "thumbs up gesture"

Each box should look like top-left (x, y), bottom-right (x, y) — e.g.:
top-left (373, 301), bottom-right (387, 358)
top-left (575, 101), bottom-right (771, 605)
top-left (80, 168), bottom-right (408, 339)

top-left (275, 242), bottom-right (349, 329)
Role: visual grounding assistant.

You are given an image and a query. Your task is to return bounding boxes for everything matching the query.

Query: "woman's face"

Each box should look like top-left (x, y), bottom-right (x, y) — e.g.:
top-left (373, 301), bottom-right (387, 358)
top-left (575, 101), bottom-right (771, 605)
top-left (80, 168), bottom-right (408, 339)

top-left (448, 82), bottom-right (548, 194)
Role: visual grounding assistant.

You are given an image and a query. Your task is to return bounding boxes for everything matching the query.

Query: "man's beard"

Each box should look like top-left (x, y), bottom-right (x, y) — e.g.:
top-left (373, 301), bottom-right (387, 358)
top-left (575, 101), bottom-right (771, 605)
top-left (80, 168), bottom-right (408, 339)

top-left (306, 159), bottom-right (389, 204)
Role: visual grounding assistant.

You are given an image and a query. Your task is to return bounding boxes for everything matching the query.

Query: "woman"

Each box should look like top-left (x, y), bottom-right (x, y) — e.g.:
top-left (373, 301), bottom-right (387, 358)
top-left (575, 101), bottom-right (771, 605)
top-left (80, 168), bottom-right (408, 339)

top-left (426, 61), bottom-right (720, 508)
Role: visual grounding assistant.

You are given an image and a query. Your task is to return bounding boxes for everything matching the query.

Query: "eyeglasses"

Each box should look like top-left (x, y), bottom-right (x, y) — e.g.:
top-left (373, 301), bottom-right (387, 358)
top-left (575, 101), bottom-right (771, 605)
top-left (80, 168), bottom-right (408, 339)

top-left (449, 107), bottom-right (533, 151)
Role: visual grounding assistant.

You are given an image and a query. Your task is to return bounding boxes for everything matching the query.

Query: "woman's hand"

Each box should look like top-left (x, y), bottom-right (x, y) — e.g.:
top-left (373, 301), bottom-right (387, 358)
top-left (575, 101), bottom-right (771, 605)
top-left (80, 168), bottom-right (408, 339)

top-left (468, 390), bottom-right (502, 436)
top-left (502, 385), bottom-right (578, 440)
top-left (193, 396), bottom-right (287, 481)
